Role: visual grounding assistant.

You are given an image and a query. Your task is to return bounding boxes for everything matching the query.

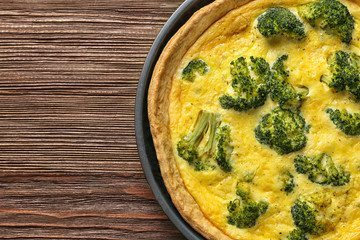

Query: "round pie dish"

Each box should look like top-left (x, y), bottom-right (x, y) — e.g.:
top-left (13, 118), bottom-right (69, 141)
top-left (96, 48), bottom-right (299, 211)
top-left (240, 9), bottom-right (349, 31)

top-left (138, 0), bottom-right (360, 239)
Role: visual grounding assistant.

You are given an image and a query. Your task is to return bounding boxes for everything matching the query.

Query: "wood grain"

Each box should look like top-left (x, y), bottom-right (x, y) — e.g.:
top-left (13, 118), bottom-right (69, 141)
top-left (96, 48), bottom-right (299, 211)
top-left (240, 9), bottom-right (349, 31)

top-left (0, 0), bottom-right (187, 239)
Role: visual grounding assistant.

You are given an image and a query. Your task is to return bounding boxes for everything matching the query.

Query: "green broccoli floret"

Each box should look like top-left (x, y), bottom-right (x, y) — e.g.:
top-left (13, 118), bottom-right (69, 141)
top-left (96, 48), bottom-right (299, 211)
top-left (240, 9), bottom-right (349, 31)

top-left (255, 107), bottom-right (308, 155)
top-left (298, 0), bottom-right (354, 43)
top-left (291, 198), bottom-right (325, 235)
top-left (321, 51), bottom-right (356, 92)
top-left (280, 170), bottom-right (296, 194)
top-left (243, 172), bottom-right (255, 182)
top-left (227, 183), bottom-right (269, 229)
top-left (326, 108), bottom-right (360, 135)
top-left (219, 56), bottom-right (270, 112)
top-left (269, 55), bottom-right (309, 110)
top-left (287, 229), bottom-right (308, 240)
top-left (291, 191), bottom-right (346, 238)
top-left (177, 110), bottom-right (219, 170)
top-left (215, 125), bottom-right (233, 172)
top-left (235, 183), bottom-right (250, 201)
top-left (321, 50), bottom-right (360, 101)
top-left (294, 153), bottom-right (350, 186)
top-left (257, 7), bottom-right (305, 39)
top-left (182, 59), bottom-right (209, 82)
top-left (271, 54), bottom-right (290, 81)
top-left (227, 200), bottom-right (269, 228)
top-left (177, 110), bottom-right (235, 171)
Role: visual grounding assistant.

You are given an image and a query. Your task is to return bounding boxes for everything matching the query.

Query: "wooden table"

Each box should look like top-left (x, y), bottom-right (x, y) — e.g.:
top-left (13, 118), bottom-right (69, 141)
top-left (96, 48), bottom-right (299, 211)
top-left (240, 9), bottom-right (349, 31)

top-left (0, 0), bottom-right (187, 239)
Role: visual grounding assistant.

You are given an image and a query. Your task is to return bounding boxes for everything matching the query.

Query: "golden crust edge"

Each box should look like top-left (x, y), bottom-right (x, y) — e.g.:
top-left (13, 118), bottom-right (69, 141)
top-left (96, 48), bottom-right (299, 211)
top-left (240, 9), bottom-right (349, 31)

top-left (147, 0), bottom-right (252, 239)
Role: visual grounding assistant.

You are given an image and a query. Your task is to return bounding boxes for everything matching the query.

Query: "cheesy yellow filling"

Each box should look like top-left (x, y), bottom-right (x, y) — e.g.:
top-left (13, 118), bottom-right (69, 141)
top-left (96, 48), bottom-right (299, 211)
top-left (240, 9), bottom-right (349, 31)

top-left (168, 0), bottom-right (360, 239)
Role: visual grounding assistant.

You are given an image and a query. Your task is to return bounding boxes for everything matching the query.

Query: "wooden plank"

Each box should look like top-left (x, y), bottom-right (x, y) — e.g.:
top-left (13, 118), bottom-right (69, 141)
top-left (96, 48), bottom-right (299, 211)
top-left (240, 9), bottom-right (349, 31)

top-left (0, 0), bottom-right (187, 239)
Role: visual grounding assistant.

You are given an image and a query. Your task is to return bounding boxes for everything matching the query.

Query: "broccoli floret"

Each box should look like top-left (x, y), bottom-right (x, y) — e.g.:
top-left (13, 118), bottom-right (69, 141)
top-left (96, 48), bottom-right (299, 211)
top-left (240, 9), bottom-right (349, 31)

top-left (269, 55), bottom-right (309, 110)
top-left (177, 110), bottom-right (235, 171)
top-left (287, 229), bottom-right (308, 240)
top-left (280, 170), bottom-right (296, 194)
top-left (294, 153), bottom-right (350, 186)
top-left (255, 107), bottom-right (308, 155)
top-left (291, 198), bottom-right (325, 235)
top-left (243, 172), bottom-right (255, 182)
top-left (215, 125), bottom-right (233, 172)
top-left (220, 55), bottom-right (308, 111)
top-left (236, 183), bottom-right (250, 201)
top-left (321, 51), bottom-right (355, 92)
top-left (257, 7), bottom-right (305, 39)
top-left (227, 201), bottom-right (269, 228)
top-left (321, 50), bottom-right (360, 101)
top-left (271, 54), bottom-right (290, 81)
top-left (291, 192), bottom-right (346, 237)
top-left (298, 0), bottom-right (354, 43)
top-left (326, 108), bottom-right (360, 135)
top-left (182, 59), bottom-right (209, 82)
top-left (230, 56), bottom-right (250, 78)
top-left (227, 183), bottom-right (268, 229)
top-left (219, 56), bottom-right (270, 112)
top-left (177, 110), bottom-right (219, 170)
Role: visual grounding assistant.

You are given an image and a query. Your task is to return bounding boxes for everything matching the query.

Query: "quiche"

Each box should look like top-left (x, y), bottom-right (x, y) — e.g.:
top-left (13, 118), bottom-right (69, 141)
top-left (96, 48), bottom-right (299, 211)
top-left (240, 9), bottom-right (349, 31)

top-left (148, 0), bottom-right (360, 239)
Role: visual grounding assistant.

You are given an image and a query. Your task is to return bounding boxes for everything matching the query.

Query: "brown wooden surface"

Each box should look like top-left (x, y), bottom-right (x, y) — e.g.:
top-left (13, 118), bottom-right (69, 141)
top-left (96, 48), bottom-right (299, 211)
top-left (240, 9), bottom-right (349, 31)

top-left (0, 0), bottom-right (187, 239)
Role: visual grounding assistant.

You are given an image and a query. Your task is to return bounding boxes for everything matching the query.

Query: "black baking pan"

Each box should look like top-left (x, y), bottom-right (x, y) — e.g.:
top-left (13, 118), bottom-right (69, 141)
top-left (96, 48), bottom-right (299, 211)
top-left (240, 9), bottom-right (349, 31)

top-left (135, 0), bottom-right (214, 239)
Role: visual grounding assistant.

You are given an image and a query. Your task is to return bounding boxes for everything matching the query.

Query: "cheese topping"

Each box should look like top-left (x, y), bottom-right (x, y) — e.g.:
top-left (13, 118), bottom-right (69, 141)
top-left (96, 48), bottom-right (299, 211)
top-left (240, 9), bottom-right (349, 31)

top-left (168, 0), bottom-right (360, 239)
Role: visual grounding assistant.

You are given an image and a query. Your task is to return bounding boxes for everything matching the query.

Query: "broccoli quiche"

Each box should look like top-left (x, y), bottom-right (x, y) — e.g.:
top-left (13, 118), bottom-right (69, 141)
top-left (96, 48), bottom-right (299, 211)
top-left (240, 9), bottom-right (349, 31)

top-left (148, 0), bottom-right (360, 239)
